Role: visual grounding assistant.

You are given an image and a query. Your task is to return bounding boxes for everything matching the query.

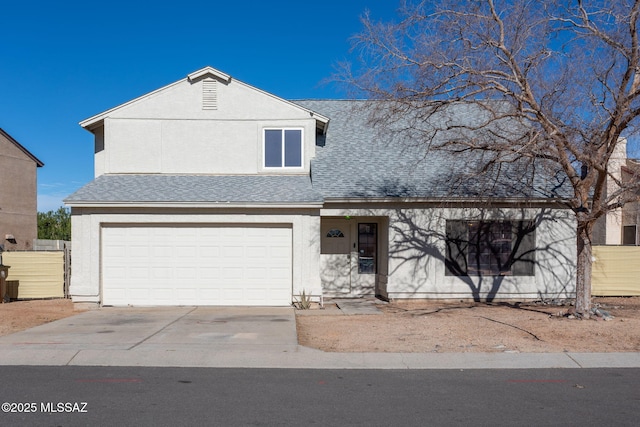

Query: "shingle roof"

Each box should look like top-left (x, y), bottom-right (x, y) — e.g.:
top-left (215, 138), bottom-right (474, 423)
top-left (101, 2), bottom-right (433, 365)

top-left (296, 100), bottom-right (569, 200)
top-left (64, 174), bottom-right (323, 205)
top-left (67, 100), bottom-right (569, 207)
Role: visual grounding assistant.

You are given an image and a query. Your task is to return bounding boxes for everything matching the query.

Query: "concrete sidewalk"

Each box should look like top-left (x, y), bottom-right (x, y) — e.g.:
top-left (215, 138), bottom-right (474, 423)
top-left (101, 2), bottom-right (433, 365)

top-left (0, 306), bottom-right (638, 369)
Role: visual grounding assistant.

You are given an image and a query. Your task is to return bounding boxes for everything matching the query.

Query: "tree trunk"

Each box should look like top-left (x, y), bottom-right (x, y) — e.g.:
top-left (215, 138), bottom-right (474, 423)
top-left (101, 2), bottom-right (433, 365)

top-left (575, 220), bottom-right (593, 318)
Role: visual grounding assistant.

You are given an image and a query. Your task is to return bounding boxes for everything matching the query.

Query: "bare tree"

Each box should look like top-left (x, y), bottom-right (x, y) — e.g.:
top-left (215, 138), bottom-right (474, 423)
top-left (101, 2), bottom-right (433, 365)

top-left (337, 0), bottom-right (640, 317)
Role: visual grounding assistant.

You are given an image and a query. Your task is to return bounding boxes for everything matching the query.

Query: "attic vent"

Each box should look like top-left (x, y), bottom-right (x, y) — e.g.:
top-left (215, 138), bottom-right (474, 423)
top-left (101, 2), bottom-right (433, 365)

top-left (202, 78), bottom-right (218, 110)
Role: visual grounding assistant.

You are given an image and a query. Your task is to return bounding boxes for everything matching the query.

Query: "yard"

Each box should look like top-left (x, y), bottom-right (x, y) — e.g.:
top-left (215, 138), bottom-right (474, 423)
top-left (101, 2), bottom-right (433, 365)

top-left (296, 297), bottom-right (640, 353)
top-left (0, 299), bottom-right (80, 336)
top-left (1, 297), bottom-right (639, 354)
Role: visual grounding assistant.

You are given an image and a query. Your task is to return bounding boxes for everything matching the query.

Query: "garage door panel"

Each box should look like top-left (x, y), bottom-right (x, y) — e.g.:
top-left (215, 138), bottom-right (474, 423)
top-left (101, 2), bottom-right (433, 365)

top-left (270, 267), bottom-right (291, 280)
top-left (199, 246), bottom-right (221, 257)
top-left (245, 267), bottom-right (266, 280)
top-left (222, 228), bottom-right (245, 237)
top-left (272, 287), bottom-right (291, 298)
top-left (271, 245), bottom-right (291, 256)
top-left (222, 288), bottom-right (243, 301)
top-left (198, 267), bottom-right (220, 280)
top-left (152, 246), bottom-right (172, 258)
top-left (105, 265), bottom-right (126, 278)
top-left (150, 271), bottom-right (168, 282)
top-left (245, 228), bottom-right (267, 238)
top-left (246, 246), bottom-right (267, 258)
top-left (176, 266), bottom-right (197, 279)
top-left (221, 267), bottom-right (243, 279)
top-left (153, 289), bottom-right (174, 300)
top-left (198, 228), bottom-right (221, 237)
top-left (130, 267), bottom-right (150, 279)
top-left (246, 290), bottom-right (268, 303)
top-left (102, 225), bottom-right (292, 306)
top-left (175, 246), bottom-right (197, 260)
top-left (179, 288), bottom-right (198, 301)
top-left (129, 244), bottom-right (150, 257)
top-left (128, 288), bottom-right (150, 300)
top-left (223, 246), bottom-right (244, 259)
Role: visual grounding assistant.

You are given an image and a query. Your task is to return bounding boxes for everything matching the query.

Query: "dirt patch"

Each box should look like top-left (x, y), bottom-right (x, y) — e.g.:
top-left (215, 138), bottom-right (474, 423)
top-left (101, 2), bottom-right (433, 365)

top-left (296, 297), bottom-right (640, 353)
top-left (0, 299), bottom-right (83, 336)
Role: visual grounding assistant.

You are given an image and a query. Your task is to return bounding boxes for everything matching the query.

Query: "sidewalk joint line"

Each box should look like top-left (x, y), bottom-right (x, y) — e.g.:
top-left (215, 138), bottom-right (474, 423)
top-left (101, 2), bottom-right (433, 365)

top-left (565, 353), bottom-right (583, 368)
top-left (66, 350), bottom-right (81, 366)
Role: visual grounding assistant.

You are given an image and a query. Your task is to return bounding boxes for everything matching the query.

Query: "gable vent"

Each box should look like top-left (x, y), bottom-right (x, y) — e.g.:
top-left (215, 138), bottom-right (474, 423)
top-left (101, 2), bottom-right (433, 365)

top-left (202, 78), bottom-right (218, 110)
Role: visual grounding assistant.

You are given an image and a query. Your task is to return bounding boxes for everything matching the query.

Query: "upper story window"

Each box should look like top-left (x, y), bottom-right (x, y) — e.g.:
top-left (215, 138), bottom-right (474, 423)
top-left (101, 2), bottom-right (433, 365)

top-left (264, 129), bottom-right (303, 168)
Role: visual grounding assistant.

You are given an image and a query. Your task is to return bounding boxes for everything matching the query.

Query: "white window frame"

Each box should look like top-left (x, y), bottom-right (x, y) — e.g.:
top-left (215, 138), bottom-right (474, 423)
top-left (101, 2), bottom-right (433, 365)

top-left (262, 128), bottom-right (304, 169)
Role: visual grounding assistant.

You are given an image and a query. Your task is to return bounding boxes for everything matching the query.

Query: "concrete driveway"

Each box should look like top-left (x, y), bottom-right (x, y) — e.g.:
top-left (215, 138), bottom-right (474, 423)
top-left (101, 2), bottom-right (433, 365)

top-left (0, 306), bottom-right (305, 367)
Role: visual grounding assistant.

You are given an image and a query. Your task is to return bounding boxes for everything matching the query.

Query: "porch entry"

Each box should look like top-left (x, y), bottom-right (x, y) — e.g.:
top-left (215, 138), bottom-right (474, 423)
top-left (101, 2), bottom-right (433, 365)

top-left (320, 217), bottom-right (386, 297)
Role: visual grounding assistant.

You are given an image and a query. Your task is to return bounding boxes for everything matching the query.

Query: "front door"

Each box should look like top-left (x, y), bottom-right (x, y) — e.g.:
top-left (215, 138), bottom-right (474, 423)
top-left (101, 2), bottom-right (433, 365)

top-left (320, 218), bottom-right (378, 295)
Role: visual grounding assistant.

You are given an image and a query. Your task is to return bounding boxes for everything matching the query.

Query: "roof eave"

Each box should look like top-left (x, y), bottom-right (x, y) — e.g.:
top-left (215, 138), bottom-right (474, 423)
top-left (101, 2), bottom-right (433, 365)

top-left (64, 201), bottom-right (324, 209)
top-left (231, 79), bottom-right (330, 134)
top-left (78, 77), bottom-right (186, 131)
top-left (321, 196), bottom-right (569, 205)
top-left (0, 128), bottom-right (44, 167)
top-left (79, 66), bottom-right (330, 134)
top-left (187, 66), bottom-right (231, 83)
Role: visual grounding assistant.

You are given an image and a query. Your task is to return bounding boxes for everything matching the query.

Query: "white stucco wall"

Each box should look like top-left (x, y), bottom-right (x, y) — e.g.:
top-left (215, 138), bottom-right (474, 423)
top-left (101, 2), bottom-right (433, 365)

top-left (320, 205), bottom-right (577, 301)
top-left (71, 204), bottom-right (576, 305)
top-left (603, 138), bottom-right (628, 245)
top-left (91, 77), bottom-right (318, 177)
top-left (69, 208), bottom-right (321, 305)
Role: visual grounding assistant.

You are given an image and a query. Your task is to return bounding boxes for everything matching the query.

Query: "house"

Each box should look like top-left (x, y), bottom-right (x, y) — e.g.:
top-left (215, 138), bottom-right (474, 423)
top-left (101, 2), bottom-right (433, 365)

top-left (0, 128), bottom-right (44, 251)
top-left (593, 139), bottom-right (640, 246)
top-left (621, 159), bottom-right (640, 244)
top-left (65, 66), bottom-right (577, 307)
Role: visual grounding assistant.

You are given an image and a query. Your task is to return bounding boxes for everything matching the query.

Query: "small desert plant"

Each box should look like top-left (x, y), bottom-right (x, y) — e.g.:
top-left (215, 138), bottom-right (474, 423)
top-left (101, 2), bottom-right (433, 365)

top-left (295, 290), bottom-right (312, 310)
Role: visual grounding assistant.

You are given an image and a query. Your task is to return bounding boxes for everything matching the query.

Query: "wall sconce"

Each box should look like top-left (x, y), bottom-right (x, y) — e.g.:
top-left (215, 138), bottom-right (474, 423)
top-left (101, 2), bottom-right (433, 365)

top-left (5, 234), bottom-right (16, 244)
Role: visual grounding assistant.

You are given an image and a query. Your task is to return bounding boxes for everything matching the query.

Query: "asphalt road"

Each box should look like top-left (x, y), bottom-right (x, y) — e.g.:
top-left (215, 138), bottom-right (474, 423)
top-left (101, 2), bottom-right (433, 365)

top-left (0, 367), bottom-right (638, 426)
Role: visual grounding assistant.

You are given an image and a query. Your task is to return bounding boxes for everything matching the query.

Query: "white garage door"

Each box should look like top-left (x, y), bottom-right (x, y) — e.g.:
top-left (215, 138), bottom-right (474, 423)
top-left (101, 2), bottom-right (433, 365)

top-left (102, 225), bottom-right (292, 306)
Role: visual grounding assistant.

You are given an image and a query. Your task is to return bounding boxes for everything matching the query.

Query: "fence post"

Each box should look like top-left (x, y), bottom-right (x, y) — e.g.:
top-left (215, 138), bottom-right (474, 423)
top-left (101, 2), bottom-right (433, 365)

top-left (64, 244), bottom-right (71, 298)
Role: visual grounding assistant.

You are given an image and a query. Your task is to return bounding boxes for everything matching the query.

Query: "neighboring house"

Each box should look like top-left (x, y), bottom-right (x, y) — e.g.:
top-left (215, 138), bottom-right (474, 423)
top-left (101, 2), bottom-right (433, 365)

top-left (0, 128), bottom-right (44, 251)
top-left (593, 139), bottom-right (640, 246)
top-left (65, 66), bottom-right (576, 307)
top-left (621, 159), bottom-right (640, 244)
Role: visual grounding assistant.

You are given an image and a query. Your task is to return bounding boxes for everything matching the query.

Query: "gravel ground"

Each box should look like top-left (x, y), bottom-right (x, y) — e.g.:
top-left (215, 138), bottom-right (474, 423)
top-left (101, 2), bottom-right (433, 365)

top-left (296, 297), bottom-right (640, 353)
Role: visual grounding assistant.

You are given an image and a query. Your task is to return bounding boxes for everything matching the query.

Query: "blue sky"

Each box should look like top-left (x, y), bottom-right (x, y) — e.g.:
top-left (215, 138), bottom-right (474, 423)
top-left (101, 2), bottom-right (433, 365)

top-left (0, 1), bottom-right (400, 212)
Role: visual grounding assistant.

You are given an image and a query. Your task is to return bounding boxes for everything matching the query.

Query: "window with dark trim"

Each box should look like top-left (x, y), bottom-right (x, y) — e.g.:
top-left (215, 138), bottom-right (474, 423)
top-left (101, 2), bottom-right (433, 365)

top-left (326, 229), bottom-right (345, 238)
top-left (358, 223), bottom-right (377, 274)
top-left (445, 220), bottom-right (536, 276)
top-left (623, 225), bottom-right (637, 245)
